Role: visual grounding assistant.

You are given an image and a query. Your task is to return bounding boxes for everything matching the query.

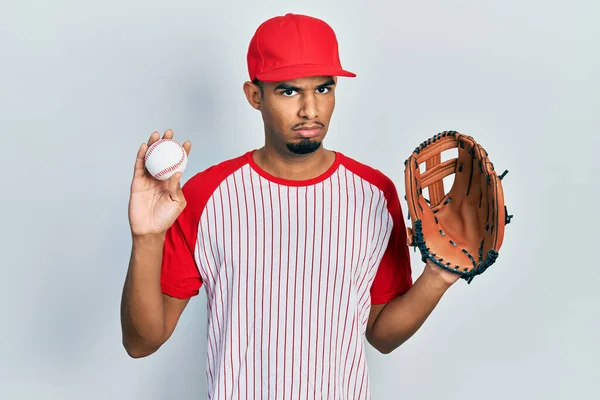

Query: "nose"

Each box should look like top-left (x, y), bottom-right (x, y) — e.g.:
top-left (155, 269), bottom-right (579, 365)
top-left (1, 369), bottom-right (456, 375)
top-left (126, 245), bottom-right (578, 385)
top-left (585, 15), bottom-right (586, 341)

top-left (298, 92), bottom-right (318, 120)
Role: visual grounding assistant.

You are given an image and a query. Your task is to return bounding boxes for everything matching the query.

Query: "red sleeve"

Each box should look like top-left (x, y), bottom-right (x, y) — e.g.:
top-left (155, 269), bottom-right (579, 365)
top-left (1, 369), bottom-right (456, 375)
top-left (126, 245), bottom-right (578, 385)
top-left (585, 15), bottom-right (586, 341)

top-left (161, 153), bottom-right (250, 299)
top-left (369, 178), bottom-right (413, 304)
top-left (339, 154), bottom-right (413, 305)
top-left (160, 177), bottom-right (205, 299)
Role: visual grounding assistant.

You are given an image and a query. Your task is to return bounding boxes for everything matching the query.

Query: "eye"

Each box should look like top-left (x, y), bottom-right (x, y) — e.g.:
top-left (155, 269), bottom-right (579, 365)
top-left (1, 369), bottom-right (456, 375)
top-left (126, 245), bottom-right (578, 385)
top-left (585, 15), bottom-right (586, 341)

top-left (282, 89), bottom-right (297, 96)
top-left (317, 87), bottom-right (330, 94)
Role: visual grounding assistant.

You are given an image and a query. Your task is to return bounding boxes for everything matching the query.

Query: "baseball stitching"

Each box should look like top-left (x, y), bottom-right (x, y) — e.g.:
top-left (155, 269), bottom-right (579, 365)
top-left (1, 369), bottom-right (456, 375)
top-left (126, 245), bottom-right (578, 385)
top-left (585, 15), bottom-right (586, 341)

top-left (154, 143), bottom-right (186, 179)
top-left (145, 138), bottom-right (183, 161)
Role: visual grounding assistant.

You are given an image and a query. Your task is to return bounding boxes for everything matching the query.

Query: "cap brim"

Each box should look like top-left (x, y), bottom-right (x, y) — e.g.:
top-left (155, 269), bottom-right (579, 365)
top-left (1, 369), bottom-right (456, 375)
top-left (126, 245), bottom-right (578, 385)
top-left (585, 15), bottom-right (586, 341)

top-left (255, 64), bottom-right (356, 82)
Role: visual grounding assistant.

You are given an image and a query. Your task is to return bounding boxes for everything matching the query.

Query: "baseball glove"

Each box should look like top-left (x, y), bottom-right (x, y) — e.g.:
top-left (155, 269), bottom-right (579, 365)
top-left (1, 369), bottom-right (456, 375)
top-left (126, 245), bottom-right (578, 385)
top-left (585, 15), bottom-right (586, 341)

top-left (404, 131), bottom-right (512, 283)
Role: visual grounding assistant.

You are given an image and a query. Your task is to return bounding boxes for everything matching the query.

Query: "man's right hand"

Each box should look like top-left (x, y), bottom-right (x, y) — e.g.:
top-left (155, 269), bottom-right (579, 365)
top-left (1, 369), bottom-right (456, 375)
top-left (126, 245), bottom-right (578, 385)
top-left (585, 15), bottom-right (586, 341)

top-left (128, 129), bottom-right (192, 237)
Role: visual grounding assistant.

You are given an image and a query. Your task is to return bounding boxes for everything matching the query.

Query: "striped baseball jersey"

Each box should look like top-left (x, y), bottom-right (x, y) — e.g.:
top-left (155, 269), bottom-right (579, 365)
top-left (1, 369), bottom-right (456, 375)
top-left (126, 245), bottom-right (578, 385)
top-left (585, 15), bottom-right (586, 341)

top-left (161, 150), bottom-right (413, 399)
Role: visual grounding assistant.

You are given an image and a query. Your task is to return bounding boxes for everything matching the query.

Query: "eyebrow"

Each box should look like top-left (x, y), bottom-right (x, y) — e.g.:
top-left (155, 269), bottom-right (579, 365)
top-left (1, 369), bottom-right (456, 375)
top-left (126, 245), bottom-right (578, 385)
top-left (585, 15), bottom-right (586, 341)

top-left (273, 78), bottom-right (336, 92)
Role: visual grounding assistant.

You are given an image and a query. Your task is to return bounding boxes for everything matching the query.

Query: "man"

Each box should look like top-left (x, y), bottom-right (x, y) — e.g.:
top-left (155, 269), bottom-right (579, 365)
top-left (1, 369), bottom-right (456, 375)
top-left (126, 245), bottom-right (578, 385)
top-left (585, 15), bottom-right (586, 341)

top-left (120, 13), bottom-right (459, 399)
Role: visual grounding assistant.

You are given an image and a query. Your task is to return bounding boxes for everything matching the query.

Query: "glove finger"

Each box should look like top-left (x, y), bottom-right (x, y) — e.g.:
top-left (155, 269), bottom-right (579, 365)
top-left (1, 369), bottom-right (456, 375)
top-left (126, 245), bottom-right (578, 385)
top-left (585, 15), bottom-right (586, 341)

top-left (477, 144), bottom-right (490, 227)
top-left (485, 171), bottom-right (506, 252)
top-left (449, 136), bottom-right (474, 203)
top-left (478, 146), bottom-right (491, 263)
top-left (463, 137), bottom-right (483, 207)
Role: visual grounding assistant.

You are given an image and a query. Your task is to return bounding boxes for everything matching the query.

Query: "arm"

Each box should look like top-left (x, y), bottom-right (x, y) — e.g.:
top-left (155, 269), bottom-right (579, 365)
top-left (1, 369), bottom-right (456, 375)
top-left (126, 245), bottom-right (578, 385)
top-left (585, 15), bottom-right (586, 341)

top-left (121, 130), bottom-right (199, 358)
top-left (120, 233), bottom-right (189, 358)
top-left (366, 260), bottom-right (458, 354)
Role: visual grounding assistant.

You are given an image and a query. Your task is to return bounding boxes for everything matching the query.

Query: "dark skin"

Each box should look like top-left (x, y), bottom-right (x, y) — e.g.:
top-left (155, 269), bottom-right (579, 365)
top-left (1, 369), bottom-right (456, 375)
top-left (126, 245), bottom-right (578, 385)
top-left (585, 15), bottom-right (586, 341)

top-left (242, 76), bottom-right (337, 181)
top-left (243, 75), bottom-right (461, 353)
top-left (121, 128), bottom-right (192, 358)
top-left (120, 76), bottom-right (460, 359)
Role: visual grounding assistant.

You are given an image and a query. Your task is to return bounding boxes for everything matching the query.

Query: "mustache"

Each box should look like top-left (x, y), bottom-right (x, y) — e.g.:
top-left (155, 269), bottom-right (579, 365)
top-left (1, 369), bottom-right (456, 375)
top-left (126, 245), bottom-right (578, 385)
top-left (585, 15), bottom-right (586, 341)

top-left (292, 121), bottom-right (325, 130)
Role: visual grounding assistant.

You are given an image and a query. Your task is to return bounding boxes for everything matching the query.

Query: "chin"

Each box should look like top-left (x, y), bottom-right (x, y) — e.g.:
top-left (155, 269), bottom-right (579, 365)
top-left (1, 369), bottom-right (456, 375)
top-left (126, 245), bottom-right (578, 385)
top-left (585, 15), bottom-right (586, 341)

top-left (286, 139), bottom-right (322, 155)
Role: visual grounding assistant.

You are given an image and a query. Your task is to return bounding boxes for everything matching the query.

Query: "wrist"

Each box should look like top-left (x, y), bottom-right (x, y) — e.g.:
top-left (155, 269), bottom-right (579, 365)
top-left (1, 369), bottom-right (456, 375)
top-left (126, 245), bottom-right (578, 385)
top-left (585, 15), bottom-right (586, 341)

top-left (129, 232), bottom-right (165, 277)
top-left (131, 232), bottom-right (166, 250)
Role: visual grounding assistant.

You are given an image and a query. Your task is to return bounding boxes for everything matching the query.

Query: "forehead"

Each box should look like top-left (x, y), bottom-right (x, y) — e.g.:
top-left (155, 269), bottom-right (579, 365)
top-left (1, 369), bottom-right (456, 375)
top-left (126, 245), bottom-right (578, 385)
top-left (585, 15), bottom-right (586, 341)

top-left (269, 76), bottom-right (336, 87)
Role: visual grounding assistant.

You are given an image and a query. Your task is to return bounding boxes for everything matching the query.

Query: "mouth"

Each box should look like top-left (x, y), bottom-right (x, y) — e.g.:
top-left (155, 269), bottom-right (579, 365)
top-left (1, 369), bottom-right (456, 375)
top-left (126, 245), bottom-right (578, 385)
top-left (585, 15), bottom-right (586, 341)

top-left (293, 125), bottom-right (323, 139)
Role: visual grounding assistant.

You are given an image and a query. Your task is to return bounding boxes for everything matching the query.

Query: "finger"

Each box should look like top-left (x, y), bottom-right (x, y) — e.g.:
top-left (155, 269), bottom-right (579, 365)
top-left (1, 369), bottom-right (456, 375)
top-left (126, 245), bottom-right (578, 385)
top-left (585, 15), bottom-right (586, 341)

top-left (147, 131), bottom-right (160, 146)
top-left (182, 140), bottom-right (192, 156)
top-left (133, 142), bottom-right (150, 179)
top-left (163, 129), bottom-right (174, 140)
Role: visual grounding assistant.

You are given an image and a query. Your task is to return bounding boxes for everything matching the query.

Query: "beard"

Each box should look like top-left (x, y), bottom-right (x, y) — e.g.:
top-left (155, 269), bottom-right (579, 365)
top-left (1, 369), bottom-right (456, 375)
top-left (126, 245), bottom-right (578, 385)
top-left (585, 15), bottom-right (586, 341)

top-left (286, 139), bottom-right (322, 155)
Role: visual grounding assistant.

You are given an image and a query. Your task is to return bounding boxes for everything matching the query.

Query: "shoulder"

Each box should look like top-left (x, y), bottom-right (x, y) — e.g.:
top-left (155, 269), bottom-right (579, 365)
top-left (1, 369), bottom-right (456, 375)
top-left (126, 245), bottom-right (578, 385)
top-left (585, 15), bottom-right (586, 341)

top-left (338, 152), bottom-right (398, 197)
top-left (181, 151), bottom-right (252, 208)
top-left (183, 151), bottom-right (250, 189)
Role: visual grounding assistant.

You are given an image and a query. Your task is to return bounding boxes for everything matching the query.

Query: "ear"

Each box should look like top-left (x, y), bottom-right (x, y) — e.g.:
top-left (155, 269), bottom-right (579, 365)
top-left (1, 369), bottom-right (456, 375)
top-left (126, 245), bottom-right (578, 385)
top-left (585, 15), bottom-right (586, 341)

top-left (243, 81), bottom-right (262, 110)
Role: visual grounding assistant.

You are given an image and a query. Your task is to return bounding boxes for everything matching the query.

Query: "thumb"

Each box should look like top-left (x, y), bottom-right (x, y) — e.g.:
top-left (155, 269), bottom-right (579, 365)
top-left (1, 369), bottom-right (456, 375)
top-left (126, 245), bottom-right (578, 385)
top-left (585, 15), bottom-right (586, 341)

top-left (167, 172), bottom-right (184, 199)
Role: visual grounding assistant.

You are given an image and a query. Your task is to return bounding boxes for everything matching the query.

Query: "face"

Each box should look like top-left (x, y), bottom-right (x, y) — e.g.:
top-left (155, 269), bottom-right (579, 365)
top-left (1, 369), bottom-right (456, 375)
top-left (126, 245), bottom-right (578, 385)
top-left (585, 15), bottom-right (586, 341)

top-left (244, 76), bottom-right (337, 155)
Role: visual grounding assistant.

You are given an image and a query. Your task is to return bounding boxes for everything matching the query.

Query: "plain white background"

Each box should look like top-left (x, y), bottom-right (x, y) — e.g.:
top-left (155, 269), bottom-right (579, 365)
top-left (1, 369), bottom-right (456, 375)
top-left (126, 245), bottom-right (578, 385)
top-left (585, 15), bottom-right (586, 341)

top-left (1, 0), bottom-right (598, 399)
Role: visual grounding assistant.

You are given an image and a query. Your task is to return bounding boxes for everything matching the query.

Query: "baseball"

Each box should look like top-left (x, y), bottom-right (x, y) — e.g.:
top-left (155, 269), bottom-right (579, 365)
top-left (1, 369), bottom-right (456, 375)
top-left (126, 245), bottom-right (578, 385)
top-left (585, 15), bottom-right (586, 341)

top-left (144, 139), bottom-right (188, 181)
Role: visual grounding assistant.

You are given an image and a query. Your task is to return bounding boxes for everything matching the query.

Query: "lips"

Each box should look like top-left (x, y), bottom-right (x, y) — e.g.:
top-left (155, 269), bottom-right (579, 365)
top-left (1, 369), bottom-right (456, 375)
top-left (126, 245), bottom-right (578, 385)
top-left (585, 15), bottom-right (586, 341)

top-left (293, 125), bottom-right (322, 138)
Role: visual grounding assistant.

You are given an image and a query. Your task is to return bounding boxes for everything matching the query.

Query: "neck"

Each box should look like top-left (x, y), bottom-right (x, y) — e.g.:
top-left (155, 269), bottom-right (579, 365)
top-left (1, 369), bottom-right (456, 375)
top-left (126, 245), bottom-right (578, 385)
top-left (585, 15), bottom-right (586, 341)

top-left (253, 144), bottom-right (336, 181)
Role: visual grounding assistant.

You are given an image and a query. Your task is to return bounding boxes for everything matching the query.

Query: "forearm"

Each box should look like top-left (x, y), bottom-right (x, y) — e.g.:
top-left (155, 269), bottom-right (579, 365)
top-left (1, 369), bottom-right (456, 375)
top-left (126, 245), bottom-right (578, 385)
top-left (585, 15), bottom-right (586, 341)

top-left (369, 262), bottom-right (452, 353)
top-left (120, 233), bottom-right (167, 356)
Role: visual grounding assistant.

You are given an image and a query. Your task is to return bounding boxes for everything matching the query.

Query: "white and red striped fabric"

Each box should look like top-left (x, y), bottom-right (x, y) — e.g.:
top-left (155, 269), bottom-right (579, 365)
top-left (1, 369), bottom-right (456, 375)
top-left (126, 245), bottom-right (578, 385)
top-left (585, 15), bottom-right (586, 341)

top-left (161, 150), bottom-right (413, 399)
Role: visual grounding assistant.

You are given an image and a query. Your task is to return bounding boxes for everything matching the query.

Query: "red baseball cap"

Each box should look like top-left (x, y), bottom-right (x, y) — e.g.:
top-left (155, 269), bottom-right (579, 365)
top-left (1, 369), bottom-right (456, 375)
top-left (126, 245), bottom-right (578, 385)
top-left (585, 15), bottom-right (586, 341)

top-left (247, 13), bottom-right (356, 82)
